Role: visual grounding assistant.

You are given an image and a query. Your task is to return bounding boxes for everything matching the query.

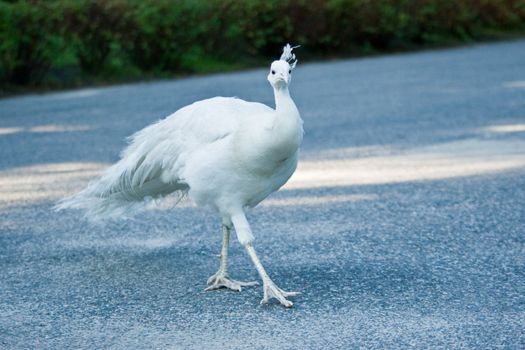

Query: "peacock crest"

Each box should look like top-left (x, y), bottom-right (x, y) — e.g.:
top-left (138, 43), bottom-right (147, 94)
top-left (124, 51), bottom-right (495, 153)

top-left (280, 44), bottom-right (299, 70)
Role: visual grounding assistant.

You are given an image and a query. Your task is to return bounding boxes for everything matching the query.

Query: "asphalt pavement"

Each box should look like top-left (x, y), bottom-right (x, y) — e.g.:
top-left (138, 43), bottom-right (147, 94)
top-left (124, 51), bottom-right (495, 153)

top-left (1, 40), bottom-right (525, 349)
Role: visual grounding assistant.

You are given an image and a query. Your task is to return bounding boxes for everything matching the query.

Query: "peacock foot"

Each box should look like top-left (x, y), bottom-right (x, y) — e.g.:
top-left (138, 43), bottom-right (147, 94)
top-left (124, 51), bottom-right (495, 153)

top-left (205, 271), bottom-right (258, 292)
top-left (261, 280), bottom-right (300, 308)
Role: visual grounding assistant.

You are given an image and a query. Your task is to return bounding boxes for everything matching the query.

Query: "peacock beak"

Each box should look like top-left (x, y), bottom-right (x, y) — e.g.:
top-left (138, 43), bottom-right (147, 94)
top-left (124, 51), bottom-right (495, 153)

top-left (277, 73), bottom-right (289, 84)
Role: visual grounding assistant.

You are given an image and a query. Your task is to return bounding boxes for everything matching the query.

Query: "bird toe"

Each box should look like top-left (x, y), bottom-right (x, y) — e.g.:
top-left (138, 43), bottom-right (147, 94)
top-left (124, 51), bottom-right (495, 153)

top-left (205, 272), bottom-right (257, 292)
top-left (260, 281), bottom-right (298, 308)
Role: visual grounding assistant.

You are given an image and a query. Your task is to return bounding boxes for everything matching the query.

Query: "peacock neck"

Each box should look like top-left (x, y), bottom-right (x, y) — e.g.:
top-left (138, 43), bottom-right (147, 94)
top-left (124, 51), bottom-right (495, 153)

top-left (270, 86), bottom-right (303, 152)
top-left (273, 87), bottom-right (298, 116)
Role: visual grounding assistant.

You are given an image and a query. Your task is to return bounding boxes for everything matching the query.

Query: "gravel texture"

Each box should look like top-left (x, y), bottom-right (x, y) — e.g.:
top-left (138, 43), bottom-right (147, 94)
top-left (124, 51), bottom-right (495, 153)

top-left (1, 40), bottom-right (525, 349)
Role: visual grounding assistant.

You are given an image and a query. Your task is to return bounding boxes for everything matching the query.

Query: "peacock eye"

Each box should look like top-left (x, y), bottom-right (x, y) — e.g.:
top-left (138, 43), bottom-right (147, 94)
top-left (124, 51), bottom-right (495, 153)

top-left (288, 70), bottom-right (291, 74)
top-left (271, 70), bottom-right (275, 75)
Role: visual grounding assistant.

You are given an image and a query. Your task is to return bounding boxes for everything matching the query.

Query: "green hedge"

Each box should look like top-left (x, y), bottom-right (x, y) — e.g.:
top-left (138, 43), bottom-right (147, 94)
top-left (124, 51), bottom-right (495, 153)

top-left (1, 0), bottom-right (525, 91)
top-left (0, 1), bottom-right (65, 85)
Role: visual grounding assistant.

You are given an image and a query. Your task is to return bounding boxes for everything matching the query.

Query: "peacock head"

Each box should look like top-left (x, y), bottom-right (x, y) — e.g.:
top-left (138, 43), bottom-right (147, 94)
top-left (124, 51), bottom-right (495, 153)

top-left (268, 44), bottom-right (299, 89)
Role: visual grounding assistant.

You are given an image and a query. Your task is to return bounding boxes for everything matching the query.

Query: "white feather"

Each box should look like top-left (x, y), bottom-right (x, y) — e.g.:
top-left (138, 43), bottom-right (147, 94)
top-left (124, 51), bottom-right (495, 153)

top-left (280, 44), bottom-right (299, 70)
top-left (56, 44), bottom-right (304, 307)
top-left (56, 45), bottom-right (303, 223)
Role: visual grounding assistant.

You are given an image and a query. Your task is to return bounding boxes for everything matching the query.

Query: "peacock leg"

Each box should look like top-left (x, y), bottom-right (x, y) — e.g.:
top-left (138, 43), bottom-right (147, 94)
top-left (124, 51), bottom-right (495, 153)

top-left (244, 243), bottom-right (300, 308)
top-left (205, 225), bottom-right (258, 292)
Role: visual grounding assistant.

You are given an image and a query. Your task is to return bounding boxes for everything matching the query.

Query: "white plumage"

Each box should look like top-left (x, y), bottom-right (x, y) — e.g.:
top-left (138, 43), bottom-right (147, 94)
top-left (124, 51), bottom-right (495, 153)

top-left (56, 44), bottom-right (303, 307)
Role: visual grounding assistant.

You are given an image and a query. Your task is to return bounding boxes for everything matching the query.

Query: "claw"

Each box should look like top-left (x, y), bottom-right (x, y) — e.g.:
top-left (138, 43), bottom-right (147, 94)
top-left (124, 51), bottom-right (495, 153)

top-left (261, 281), bottom-right (299, 308)
top-left (205, 271), bottom-right (258, 292)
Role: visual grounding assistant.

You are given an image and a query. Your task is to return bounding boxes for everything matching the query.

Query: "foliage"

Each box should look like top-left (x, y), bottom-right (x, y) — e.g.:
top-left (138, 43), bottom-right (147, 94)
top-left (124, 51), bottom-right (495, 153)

top-left (1, 0), bottom-right (525, 92)
top-left (123, 0), bottom-right (210, 72)
top-left (61, 0), bottom-right (134, 74)
top-left (0, 1), bottom-right (64, 85)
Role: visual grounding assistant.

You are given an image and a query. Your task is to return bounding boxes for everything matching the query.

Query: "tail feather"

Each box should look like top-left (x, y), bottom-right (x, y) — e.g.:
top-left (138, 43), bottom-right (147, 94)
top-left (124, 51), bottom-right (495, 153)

top-left (54, 157), bottom-right (188, 221)
top-left (55, 110), bottom-right (190, 221)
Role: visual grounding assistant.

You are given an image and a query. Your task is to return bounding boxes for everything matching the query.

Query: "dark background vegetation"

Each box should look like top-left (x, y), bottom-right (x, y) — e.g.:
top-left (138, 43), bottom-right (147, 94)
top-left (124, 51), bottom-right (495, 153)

top-left (1, 0), bottom-right (524, 95)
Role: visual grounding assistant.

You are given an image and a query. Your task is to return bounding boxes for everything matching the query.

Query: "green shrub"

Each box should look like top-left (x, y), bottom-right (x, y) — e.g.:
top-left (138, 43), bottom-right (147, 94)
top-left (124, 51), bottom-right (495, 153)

top-left (122, 0), bottom-right (202, 72)
top-left (1, 0), bottom-right (524, 92)
top-left (0, 1), bottom-right (63, 85)
top-left (62, 0), bottom-right (134, 75)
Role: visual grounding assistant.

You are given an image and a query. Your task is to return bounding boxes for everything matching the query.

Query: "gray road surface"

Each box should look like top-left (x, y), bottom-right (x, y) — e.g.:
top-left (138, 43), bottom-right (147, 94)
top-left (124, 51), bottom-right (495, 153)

top-left (1, 40), bottom-right (525, 349)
